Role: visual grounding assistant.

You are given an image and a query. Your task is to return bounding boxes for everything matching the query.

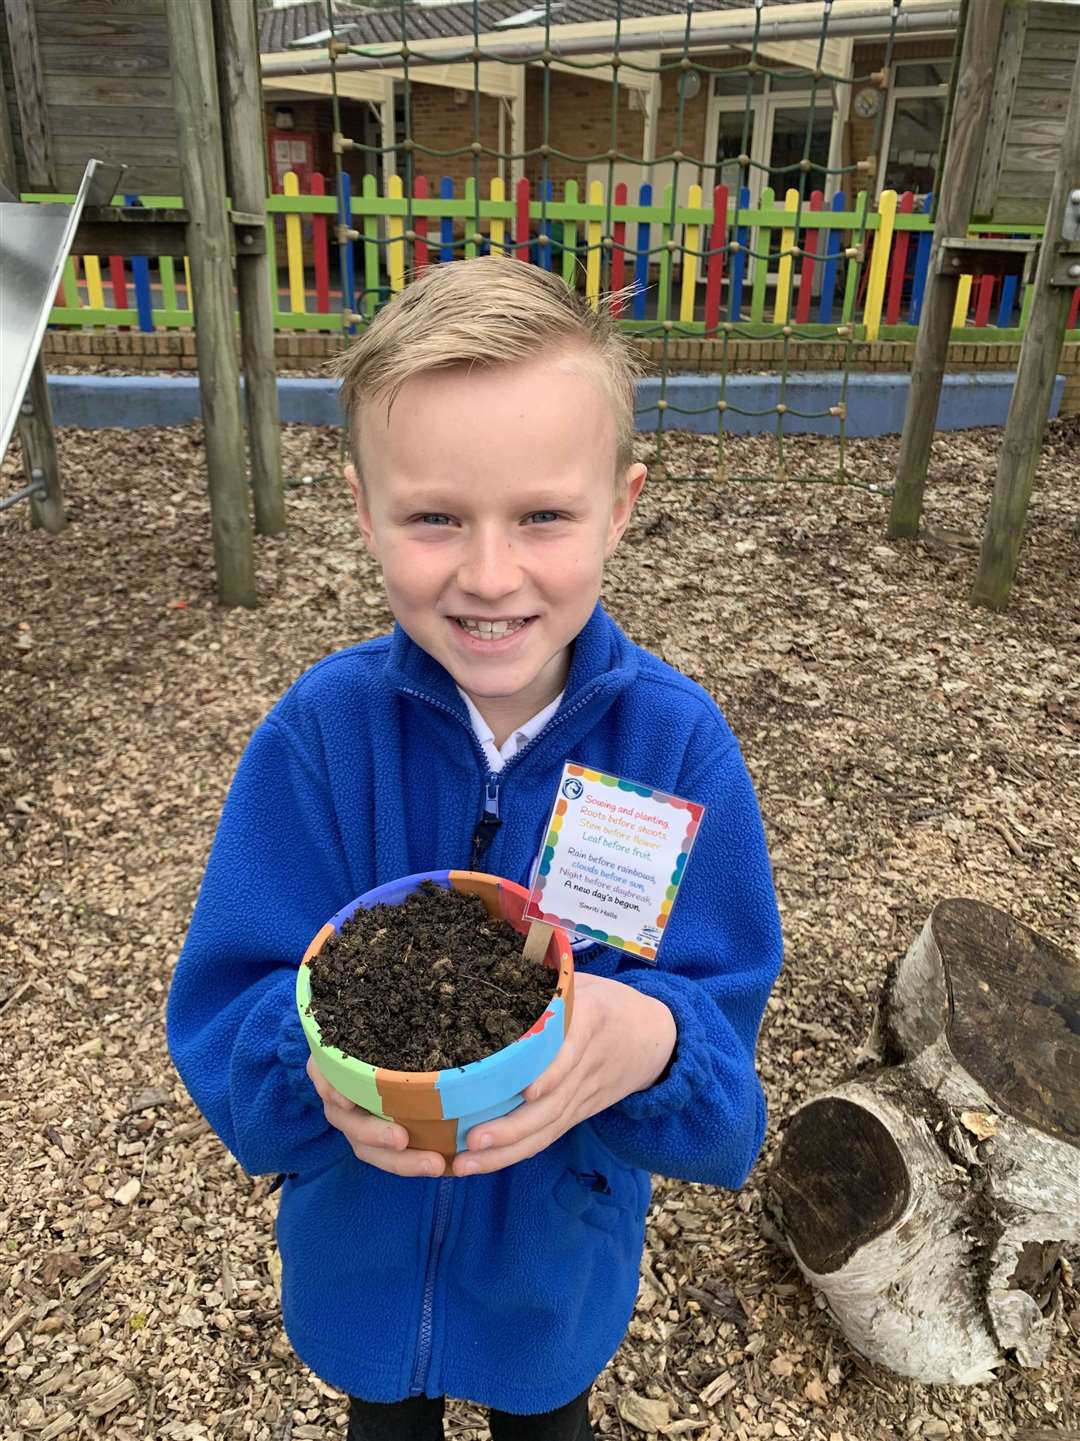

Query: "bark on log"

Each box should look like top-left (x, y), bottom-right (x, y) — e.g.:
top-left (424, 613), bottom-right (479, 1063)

top-left (766, 898), bottom-right (1079, 1385)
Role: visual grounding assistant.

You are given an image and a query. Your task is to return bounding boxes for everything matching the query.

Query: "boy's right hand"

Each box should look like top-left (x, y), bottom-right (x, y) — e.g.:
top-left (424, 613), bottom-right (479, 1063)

top-left (306, 1056), bottom-right (447, 1177)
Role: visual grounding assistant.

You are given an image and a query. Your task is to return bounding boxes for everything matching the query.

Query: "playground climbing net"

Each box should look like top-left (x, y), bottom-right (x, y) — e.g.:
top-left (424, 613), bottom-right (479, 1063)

top-left (324, 0), bottom-right (914, 486)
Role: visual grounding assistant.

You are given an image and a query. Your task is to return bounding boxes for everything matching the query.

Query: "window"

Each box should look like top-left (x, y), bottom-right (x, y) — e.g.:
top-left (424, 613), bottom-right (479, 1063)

top-left (881, 57), bottom-right (951, 197)
top-left (708, 68), bottom-right (836, 203)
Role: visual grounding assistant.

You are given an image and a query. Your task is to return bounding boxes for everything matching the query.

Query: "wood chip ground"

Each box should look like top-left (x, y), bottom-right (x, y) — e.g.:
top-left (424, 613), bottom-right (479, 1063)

top-left (2, 416), bottom-right (1078, 1440)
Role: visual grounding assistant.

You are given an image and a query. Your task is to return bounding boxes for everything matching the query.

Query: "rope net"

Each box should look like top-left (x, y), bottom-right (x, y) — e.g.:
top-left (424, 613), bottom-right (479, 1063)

top-left (324, 0), bottom-right (911, 486)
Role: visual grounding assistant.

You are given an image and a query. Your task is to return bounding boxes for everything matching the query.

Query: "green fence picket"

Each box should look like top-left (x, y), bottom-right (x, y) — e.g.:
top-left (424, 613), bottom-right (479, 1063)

top-left (750, 186), bottom-right (774, 324)
top-left (561, 180), bottom-right (579, 288)
top-left (842, 191), bottom-right (868, 326)
top-left (362, 174), bottom-right (381, 319)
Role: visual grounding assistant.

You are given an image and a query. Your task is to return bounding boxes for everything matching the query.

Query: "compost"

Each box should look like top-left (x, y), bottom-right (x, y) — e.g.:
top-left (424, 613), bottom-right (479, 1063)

top-left (307, 881), bottom-right (556, 1071)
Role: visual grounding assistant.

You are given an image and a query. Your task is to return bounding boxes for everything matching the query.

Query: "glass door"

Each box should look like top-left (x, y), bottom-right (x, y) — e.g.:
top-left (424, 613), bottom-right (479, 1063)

top-left (709, 71), bottom-right (835, 207)
top-left (709, 72), bottom-right (765, 204)
top-left (764, 99), bottom-right (834, 198)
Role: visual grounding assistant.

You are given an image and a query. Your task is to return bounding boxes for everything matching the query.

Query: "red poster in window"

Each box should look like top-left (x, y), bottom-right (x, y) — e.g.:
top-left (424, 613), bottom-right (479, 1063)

top-left (268, 130), bottom-right (315, 192)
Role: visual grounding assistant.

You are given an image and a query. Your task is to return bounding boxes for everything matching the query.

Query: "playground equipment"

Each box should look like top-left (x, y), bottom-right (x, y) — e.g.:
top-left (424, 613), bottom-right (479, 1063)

top-left (4, 0), bottom-right (1078, 609)
top-left (0, 0), bottom-right (282, 606)
top-left (889, 0), bottom-right (1080, 609)
top-left (0, 158), bottom-right (122, 529)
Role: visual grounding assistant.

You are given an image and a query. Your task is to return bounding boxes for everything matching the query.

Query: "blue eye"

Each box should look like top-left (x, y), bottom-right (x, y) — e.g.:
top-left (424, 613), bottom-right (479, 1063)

top-left (525, 511), bottom-right (562, 524)
top-left (418, 513), bottom-right (453, 526)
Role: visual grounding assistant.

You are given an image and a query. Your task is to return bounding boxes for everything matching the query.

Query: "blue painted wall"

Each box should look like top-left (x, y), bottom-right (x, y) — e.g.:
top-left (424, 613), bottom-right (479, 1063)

top-left (45, 371), bottom-right (1064, 438)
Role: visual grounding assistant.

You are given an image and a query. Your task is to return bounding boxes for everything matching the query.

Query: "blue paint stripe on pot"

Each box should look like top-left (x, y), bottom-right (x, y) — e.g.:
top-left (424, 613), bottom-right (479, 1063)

top-left (46, 372), bottom-right (1065, 438)
top-left (454, 1094), bottom-right (524, 1154)
top-left (436, 994), bottom-right (566, 1119)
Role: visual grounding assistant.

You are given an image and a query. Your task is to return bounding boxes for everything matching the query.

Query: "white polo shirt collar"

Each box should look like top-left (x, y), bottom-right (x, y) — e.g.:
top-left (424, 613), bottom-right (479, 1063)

top-left (457, 688), bottom-right (564, 772)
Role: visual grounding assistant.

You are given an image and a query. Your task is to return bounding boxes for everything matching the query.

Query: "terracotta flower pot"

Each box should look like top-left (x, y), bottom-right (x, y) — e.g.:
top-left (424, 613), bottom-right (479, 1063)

top-left (297, 869), bottom-right (574, 1162)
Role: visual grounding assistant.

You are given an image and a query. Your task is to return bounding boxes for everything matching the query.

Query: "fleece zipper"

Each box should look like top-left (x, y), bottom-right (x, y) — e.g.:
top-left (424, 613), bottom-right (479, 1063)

top-left (397, 682), bottom-right (603, 878)
top-left (395, 678), bottom-right (605, 1396)
top-left (471, 777), bottom-right (502, 867)
top-left (409, 1178), bottom-right (454, 1396)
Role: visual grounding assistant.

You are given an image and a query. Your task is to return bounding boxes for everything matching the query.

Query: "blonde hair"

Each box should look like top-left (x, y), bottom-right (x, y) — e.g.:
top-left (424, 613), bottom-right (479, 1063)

top-left (330, 256), bottom-right (645, 475)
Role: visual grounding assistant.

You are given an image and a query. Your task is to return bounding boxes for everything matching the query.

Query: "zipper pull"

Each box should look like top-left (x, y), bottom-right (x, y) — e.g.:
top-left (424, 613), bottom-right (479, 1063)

top-left (470, 777), bottom-right (501, 868)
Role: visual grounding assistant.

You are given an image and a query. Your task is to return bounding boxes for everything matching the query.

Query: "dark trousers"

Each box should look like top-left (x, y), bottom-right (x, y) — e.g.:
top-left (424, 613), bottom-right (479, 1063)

top-left (346, 1385), bottom-right (593, 1441)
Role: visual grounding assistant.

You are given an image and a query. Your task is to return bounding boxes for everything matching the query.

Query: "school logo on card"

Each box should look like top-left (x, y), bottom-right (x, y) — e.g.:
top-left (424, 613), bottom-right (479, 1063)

top-left (561, 777), bottom-right (584, 801)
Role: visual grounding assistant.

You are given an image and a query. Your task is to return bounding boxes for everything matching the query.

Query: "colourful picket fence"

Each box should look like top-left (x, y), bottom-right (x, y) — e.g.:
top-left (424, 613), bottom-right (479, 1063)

top-left (23, 175), bottom-right (1080, 343)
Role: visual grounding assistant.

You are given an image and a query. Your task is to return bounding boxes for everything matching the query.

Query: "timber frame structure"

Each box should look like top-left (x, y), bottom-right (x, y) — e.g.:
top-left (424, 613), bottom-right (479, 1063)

top-left (0, 0), bottom-right (283, 607)
top-left (887, 0), bottom-right (1080, 610)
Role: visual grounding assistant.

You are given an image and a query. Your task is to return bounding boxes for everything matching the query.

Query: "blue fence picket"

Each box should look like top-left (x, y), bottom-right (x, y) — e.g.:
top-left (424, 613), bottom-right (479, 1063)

top-left (996, 233), bottom-right (1021, 328)
top-left (633, 183), bottom-right (652, 320)
top-left (729, 185), bottom-right (751, 323)
top-left (537, 180), bottom-right (554, 270)
top-left (440, 178), bottom-right (455, 262)
top-left (125, 194), bottom-right (155, 333)
top-left (909, 192), bottom-right (934, 324)
top-left (816, 190), bottom-right (846, 325)
top-left (338, 172), bottom-right (357, 332)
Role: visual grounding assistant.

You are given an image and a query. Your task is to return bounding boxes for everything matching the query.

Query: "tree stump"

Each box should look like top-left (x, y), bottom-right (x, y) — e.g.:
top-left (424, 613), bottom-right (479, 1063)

top-left (766, 898), bottom-right (1079, 1385)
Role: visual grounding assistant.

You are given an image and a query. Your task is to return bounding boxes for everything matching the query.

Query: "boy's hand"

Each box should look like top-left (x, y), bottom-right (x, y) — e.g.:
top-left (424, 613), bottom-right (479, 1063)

top-left (306, 1055), bottom-right (447, 1177)
top-left (450, 972), bottom-right (676, 1177)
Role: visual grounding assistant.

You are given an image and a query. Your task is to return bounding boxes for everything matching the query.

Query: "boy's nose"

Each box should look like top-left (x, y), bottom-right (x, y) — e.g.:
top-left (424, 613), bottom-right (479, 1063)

top-left (457, 531), bottom-right (524, 600)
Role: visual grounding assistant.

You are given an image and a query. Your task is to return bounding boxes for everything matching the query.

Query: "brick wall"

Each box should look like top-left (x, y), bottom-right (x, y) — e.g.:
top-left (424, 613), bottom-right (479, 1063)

top-left (407, 84), bottom-right (502, 196)
top-left (40, 332), bottom-right (1080, 417)
top-left (251, 34), bottom-right (955, 206)
top-left (654, 52), bottom-right (723, 169)
top-left (525, 69), bottom-right (645, 197)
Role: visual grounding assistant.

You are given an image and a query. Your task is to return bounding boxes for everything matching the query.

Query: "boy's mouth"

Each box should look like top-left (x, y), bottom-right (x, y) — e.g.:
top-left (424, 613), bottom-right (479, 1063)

top-left (453, 616), bottom-right (533, 640)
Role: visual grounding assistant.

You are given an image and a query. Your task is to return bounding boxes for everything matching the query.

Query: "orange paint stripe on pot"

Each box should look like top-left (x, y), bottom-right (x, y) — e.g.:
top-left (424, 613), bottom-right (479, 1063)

top-left (301, 922), bottom-right (336, 966)
top-left (407, 1116), bottom-right (460, 1162)
top-left (375, 1069), bottom-right (446, 1121)
top-left (447, 870), bottom-right (503, 919)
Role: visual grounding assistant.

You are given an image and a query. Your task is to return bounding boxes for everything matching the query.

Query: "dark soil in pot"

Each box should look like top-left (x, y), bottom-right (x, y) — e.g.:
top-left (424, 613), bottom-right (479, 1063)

top-left (306, 881), bottom-right (557, 1071)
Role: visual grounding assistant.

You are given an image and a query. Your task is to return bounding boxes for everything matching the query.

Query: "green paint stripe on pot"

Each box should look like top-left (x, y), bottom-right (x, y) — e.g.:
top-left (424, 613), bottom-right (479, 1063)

top-left (318, 1048), bottom-right (384, 1116)
top-left (296, 963), bottom-right (384, 1115)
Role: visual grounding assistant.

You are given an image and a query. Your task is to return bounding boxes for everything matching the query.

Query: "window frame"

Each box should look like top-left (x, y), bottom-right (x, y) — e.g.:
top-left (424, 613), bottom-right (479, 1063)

top-left (703, 71), bottom-right (840, 211)
top-left (877, 56), bottom-right (952, 200)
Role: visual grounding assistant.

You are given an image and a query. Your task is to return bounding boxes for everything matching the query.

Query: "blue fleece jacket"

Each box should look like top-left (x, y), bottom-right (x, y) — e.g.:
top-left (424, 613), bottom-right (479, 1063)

top-left (166, 604), bottom-right (783, 1413)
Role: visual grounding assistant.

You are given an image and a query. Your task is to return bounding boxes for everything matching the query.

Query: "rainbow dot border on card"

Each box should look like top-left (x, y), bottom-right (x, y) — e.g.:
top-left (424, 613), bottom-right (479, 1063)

top-left (531, 765), bottom-right (704, 960)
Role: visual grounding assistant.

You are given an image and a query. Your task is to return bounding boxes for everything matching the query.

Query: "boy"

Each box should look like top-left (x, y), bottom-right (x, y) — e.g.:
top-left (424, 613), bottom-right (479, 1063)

top-left (167, 256), bottom-right (783, 1441)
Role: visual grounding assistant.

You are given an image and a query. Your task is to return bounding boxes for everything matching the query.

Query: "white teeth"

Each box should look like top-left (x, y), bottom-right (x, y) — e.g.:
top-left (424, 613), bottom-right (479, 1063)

top-left (457, 618), bottom-right (527, 638)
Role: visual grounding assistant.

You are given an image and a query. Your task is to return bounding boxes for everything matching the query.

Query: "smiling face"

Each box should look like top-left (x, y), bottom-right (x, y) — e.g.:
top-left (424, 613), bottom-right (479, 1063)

top-left (347, 348), bottom-right (646, 746)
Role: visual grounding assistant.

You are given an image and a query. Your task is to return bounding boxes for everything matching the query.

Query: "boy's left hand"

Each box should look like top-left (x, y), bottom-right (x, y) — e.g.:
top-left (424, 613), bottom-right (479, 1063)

top-left (450, 972), bottom-right (675, 1177)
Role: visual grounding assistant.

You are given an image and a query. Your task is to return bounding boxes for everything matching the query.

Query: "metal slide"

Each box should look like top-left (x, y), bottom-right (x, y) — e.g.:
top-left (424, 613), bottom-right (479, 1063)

top-left (0, 159), bottom-right (125, 484)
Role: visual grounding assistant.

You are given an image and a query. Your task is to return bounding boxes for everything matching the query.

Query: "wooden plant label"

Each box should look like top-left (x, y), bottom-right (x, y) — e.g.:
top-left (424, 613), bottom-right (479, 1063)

top-left (524, 762), bottom-right (704, 962)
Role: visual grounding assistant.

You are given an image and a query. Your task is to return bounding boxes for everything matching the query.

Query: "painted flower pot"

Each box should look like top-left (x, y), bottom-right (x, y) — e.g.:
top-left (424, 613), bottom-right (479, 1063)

top-left (297, 869), bottom-right (574, 1161)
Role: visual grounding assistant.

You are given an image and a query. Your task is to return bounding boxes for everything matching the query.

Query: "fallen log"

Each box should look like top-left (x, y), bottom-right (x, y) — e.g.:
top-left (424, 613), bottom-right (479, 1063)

top-left (766, 898), bottom-right (1079, 1385)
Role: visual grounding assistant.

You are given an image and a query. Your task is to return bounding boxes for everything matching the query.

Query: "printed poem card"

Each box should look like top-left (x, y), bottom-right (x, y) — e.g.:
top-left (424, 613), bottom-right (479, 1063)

top-left (525, 762), bottom-right (705, 961)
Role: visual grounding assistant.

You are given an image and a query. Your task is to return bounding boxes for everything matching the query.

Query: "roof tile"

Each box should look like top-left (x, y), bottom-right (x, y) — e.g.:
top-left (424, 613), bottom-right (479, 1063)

top-left (259, 0), bottom-right (810, 52)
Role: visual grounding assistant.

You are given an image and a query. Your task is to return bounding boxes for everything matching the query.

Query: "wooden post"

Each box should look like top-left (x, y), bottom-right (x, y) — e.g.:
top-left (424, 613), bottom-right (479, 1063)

top-left (166, 0), bottom-right (256, 608)
top-left (17, 364), bottom-right (65, 533)
top-left (212, 0), bottom-right (285, 537)
top-left (2, 0), bottom-right (53, 189)
top-left (887, 0), bottom-right (1006, 538)
top-left (970, 44), bottom-right (1080, 610)
top-left (0, 28), bottom-right (64, 532)
top-left (0, 26), bottom-right (17, 186)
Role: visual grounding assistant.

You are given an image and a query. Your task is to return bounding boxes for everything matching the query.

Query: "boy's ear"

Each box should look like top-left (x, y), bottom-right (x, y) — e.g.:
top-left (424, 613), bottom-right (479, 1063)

top-left (345, 462), bottom-right (377, 553)
top-left (605, 462), bottom-right (647, 557)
